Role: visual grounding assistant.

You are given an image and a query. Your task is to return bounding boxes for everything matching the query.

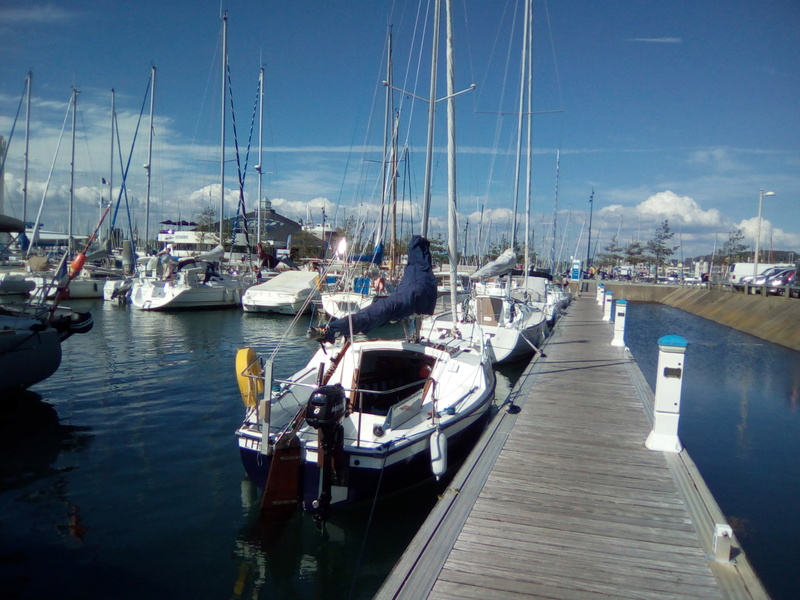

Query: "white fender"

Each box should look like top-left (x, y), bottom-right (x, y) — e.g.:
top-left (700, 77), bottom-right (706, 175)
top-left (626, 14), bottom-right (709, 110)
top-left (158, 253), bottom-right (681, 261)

top-left (430, 428), bottom-right (448, 480)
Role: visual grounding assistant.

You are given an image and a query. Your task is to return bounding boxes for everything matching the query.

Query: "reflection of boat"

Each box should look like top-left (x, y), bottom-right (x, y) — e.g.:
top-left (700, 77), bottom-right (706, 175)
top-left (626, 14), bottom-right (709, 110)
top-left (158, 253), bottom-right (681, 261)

top-left (242, 270), bottom-right (320, 315)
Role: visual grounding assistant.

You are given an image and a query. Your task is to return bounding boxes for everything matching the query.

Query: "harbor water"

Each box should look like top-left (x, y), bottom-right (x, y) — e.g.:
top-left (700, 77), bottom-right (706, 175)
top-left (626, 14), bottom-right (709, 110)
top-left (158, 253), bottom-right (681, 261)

top-left (1, 299), bottom-right (797, 599)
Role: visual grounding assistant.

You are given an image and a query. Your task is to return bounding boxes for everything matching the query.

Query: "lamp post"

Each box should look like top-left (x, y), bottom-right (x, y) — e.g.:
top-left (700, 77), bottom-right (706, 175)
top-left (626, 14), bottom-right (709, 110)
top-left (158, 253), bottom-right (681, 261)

top-left (585, 189), bottom-right (594, 278)
top-left (753, 189), bottom-right (776, 281)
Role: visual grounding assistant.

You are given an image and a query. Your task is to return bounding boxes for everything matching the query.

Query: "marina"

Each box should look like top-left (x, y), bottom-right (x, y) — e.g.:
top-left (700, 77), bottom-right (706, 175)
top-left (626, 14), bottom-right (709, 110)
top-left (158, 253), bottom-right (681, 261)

top-left (1, 291), bottom-right (799, 598)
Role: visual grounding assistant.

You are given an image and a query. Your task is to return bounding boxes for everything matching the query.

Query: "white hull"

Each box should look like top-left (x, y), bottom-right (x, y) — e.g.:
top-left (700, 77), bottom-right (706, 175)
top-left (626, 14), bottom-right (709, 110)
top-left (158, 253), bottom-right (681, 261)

top-left (131, 276), bottom-right (243, 310)
top-left (321, 291), bottom-right (377, 319)
top-left (241, 271), bottom-right (320, 315)
top-left (421, 295), bottom-right (549, 364)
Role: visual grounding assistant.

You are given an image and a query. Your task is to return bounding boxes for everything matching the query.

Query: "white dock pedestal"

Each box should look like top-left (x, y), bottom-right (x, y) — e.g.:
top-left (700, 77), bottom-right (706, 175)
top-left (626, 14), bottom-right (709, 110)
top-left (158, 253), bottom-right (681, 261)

top-left (646, 335), bottom-right (687, 453)
top-left (602, 290), bottom-right (614, 322)
top-left (611, 300), bottom-right (627, 347)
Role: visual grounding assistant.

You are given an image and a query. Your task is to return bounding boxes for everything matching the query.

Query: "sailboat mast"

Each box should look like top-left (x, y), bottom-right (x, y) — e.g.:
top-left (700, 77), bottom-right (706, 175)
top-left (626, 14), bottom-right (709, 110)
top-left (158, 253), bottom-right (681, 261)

top-left (256, 66), bottom-right (264, 248)
top-left (108, 88), bottom-right (115, 244)
top-left (69, 88), bottom-right (77, 256)
top-left (523, 0), bottom-right (533, 281)
top-left (219, 12), bottom-right (228, 245)
top-left (551, 148), bottom-right (560, 274)
top-left (510, 0), bottom-right (530, 255)
top-left (145, 65), bottom-right (156, 250)
top-left (445, 0), bottom-right (460, 317)
top-left (420, 0), bottom-right (441, 239)
top-left (22, 71), bottom-right (31, 229)
top-left (379, 26), bottom-right (392, 251)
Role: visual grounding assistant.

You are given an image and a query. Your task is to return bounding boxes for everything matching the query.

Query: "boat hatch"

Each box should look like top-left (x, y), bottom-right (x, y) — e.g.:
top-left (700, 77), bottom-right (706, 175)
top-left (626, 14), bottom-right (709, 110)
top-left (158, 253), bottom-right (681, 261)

top-left (352, 350), bottom-right (436, 416)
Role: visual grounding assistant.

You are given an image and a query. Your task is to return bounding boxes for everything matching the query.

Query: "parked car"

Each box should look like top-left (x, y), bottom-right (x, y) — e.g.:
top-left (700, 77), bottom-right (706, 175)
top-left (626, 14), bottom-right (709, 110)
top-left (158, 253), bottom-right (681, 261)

top-left (746, 267), bottom-right (792, 294)
top-left (767, 269), bottom-right (797, 296)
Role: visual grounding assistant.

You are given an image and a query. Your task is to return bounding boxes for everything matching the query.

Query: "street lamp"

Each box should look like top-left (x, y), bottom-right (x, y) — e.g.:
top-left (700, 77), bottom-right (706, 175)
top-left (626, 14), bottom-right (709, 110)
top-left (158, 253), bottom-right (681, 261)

top-left (753, 189), bottom-right (776, 281)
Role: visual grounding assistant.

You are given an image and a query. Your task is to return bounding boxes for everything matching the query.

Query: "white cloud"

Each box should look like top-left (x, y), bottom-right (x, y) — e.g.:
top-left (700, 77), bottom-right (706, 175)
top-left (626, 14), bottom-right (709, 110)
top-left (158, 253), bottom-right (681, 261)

top-left (0, 5), bottom-right (74, 24)
top-left (635, 190), bottom-right (723, 226)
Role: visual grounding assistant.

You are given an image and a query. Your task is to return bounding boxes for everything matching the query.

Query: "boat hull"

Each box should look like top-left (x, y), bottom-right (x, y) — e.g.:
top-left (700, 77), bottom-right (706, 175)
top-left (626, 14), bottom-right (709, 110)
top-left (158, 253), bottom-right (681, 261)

top-left (238, 400), bottom-right (491, 510)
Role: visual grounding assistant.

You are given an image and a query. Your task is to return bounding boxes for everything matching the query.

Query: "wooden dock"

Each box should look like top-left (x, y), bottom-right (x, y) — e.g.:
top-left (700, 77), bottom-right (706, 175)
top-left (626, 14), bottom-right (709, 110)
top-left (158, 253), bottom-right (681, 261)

top-left (376, 295), bottom-right (770, 600)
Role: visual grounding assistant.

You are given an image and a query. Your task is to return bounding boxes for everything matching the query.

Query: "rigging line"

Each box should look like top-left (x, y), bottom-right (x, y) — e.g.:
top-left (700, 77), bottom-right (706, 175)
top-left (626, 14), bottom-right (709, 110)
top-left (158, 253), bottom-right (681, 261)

top-left (113, 111), bottom-right (137, 255)
top-left (226, 60), bottom-right (251, 253)
top-left (111, 76), bottom-right (151, 229)
top-left (26, 95), bottom-right (71, 257)
top-left (0, 76), bottom-right (28, 176)
top-left (542, 0), bottom-right (565, 114)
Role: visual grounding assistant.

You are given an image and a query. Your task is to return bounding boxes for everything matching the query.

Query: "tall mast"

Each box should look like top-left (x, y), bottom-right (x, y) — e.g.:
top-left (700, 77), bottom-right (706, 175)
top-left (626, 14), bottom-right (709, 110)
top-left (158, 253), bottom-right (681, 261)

top-left (550, 148), bottom-right (560, 274)
top-left (378, 26), bottom-right (392, 250)
top-left (22, 72), bottom-right (31, 229)
top-left (256, 65), bottom-right (264, 248)
top-left (108, 88), bottom-right (115, 244)
top-left (145, 65), bottom-right (156, 250)
top-left (445, 0), bottom-right (460, 317)
top-left (69, 88), bottom-right (77, 255)
top-left (420, 0), bottom-right (441, 238)
top-left (511, 0), bottom-right (531, 256)
top-left (523, 0), bottom-right (533, 282)
top-left (219, 12), bottom-right (228, 245)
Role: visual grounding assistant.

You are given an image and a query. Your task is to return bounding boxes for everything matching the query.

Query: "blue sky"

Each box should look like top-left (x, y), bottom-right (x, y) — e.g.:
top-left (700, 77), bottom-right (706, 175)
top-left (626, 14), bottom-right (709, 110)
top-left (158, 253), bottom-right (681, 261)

top-left (1, 0), bottom-right (798, 263)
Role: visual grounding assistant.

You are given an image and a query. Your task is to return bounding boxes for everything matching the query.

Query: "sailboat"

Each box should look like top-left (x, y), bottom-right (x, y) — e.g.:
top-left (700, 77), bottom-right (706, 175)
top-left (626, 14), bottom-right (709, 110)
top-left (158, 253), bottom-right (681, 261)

top-left (234, 0), bottom-right (495, 522)
top-left (421, 0), bottom-right (548, 365)
top-left (130, 17), bottom-right (244, 311)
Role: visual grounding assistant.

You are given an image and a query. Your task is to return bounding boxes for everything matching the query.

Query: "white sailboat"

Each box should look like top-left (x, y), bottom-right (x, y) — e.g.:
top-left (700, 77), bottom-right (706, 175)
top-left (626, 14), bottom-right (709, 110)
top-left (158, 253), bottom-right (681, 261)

top-left (234, 0), bottom-right (495, 522)
top-left (420, 0), bottom-right (549, 365)
top-left (130, 17), bottom-right (243, 311)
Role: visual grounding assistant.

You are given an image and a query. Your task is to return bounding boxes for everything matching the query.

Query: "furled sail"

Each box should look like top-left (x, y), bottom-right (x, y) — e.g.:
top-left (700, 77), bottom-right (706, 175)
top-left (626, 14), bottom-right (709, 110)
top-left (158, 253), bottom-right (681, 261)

top-left (470, 248), bottom-right (516, 280)
top-left (322, 236), bottom-right (436, 341)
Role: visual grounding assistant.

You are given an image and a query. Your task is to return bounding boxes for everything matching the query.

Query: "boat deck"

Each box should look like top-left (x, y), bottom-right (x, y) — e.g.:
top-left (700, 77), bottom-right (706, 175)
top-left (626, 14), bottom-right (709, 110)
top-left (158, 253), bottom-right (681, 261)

top-left (376, 294), bottom-right (769, 599)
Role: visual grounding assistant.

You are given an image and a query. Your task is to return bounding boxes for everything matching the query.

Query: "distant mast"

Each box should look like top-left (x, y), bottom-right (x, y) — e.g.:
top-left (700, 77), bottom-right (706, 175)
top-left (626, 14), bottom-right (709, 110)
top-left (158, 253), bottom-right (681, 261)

top-left (219, 12), bottom-right (228, 245)
top-left (145, 65), bottom-right (156, 250)
top-left (23, 71), bottom-right (32, 229)
top-left (69, 87), bottom-right (77, 255)
top-left (256, 65), bottom-right (264, 248)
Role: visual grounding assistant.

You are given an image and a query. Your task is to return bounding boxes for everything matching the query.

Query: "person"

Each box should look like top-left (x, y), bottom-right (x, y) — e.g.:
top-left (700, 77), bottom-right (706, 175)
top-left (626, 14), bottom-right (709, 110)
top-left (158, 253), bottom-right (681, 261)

top-left (157, 246), bottom-right (176, 280)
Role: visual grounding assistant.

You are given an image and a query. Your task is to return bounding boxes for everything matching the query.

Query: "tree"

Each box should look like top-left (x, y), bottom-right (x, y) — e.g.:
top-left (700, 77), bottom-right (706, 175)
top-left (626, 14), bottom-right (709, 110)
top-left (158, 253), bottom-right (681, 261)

top-left (595, 235), bottom-right (624, 271)
top-left (720, 228), bottom-right (749, 266)
top-left (624, 240), bottom-right (645, 268)
top-left (645, 220), bottom-right (679, 277)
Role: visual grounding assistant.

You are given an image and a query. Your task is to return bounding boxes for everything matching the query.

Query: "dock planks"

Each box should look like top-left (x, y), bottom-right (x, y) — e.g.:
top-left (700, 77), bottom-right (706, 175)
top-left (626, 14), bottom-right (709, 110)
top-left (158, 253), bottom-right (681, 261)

top-left (376, 295), bottom-right (769, 600)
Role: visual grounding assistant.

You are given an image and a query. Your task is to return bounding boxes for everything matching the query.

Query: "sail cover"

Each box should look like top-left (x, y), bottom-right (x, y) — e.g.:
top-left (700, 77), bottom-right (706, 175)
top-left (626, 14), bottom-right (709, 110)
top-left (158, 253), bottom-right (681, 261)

top-left (326, 235), bottom-right (437, 340)
top-left (470, 248), bottom-right (516, 280)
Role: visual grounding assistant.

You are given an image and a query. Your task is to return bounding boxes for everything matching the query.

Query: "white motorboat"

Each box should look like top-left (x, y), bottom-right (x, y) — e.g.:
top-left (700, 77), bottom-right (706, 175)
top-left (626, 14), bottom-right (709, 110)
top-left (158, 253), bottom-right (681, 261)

top-left (130, 246), bottom-right (244, 311)
top-left (241, 270), bottom-right (320, 314)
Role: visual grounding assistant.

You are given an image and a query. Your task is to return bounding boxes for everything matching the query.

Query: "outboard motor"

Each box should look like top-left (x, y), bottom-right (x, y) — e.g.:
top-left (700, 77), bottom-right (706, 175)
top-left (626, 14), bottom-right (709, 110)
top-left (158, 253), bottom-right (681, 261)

top-left (306, 384), bottom-right (346, 525)
top-left (306, 384), bottom-right (346, 429)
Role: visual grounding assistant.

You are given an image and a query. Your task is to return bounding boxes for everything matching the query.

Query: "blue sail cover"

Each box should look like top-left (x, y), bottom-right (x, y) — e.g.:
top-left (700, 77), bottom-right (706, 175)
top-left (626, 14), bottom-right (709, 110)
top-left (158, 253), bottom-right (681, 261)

top-left (349, 242), bottom-right (384, 264)
top-left (326, 235), bottom-right (437, 340)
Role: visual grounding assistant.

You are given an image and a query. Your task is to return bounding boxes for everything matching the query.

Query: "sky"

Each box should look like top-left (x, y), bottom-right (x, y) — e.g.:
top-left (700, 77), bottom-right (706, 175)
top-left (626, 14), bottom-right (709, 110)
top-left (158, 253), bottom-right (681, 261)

top-left (1, 0), bottom-right (799, 265)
